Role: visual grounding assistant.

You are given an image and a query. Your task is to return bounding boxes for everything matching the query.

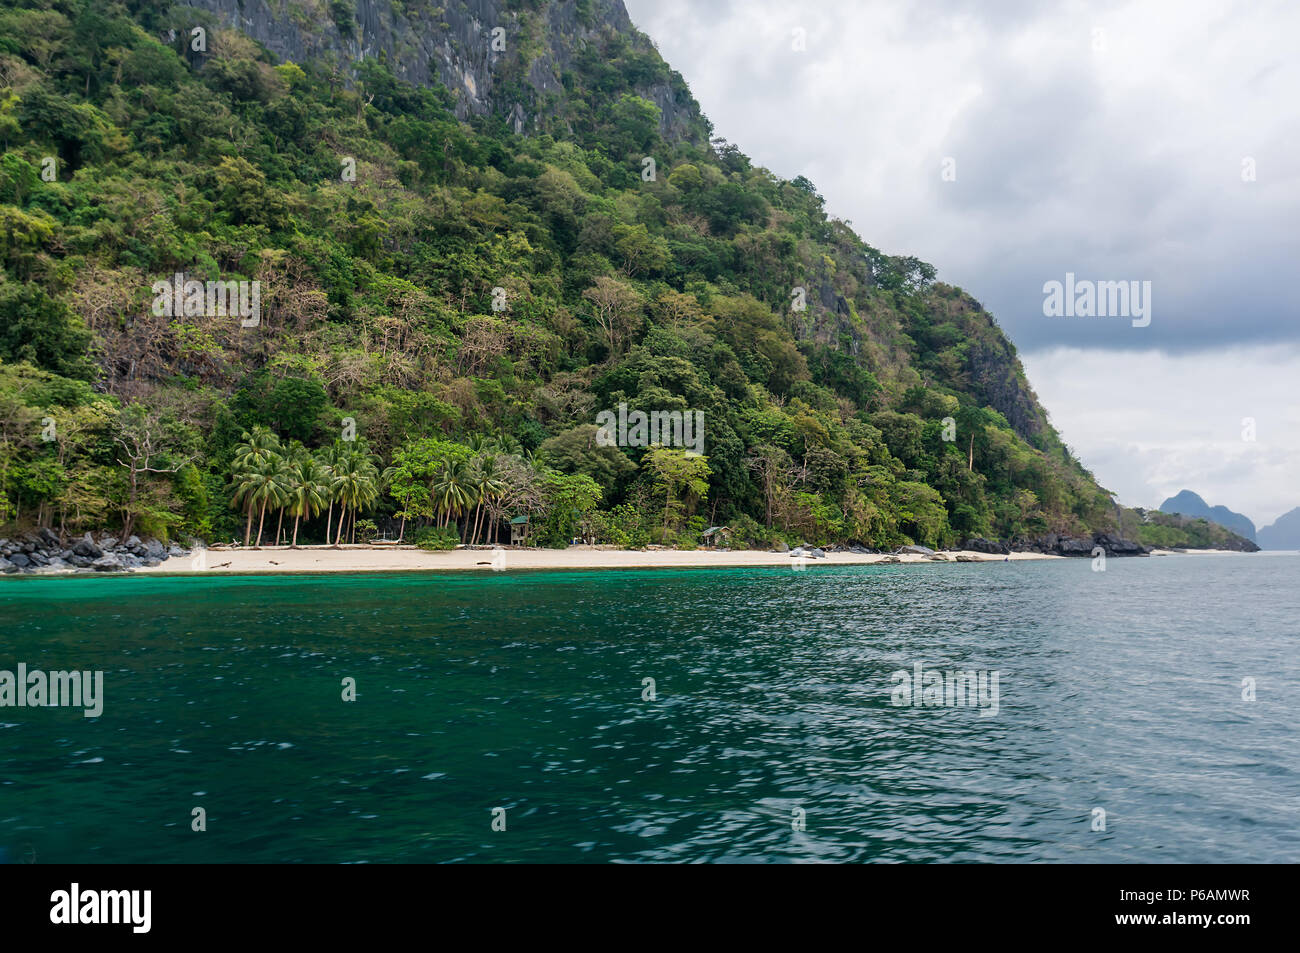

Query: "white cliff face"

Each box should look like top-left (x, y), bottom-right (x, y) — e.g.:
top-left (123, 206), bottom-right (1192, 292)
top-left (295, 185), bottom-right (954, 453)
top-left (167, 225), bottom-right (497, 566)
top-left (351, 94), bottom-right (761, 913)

top-left (179, 0), bottom-right (704, 142)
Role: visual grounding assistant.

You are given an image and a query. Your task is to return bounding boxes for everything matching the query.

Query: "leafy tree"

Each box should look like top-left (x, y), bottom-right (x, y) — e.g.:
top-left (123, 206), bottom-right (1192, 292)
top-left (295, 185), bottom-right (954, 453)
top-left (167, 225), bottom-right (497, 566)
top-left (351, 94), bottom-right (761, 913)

top-left (233, 374), bottom-right (330, 443)
top-left (0, 282), bottom-right (93, 379)
top-left (582, 276), bottom-right (643, 358)
top-left (540, 469), bottom-right (603, 544)
top-left (641, 447), bottom-right (711, 535)
top-left (111, 405), bottom-right (191, 539)
top-left (537, 424), bottom-right (635, 496)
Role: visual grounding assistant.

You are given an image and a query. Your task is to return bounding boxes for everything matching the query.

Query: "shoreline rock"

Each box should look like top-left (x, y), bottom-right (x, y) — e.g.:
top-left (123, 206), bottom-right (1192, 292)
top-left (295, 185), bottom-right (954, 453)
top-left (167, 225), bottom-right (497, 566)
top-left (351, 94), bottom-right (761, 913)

top-left (0, 530), bottom-right (186, 575)
top-left (963, 537), bottom-right (1011, 555)
top-left (1012, 532), bottom-right (1151, 557)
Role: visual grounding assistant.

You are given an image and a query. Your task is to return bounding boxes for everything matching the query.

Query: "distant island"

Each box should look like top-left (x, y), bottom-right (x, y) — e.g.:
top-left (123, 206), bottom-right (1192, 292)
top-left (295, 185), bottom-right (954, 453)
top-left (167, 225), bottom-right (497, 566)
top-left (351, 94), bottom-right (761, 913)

top-left (1154, 489), bottom-right (1300, 551)
top-left (1258, 508), bottom-right (1300, 550)
top-left (1158, 490), bottom-right (1256, 541)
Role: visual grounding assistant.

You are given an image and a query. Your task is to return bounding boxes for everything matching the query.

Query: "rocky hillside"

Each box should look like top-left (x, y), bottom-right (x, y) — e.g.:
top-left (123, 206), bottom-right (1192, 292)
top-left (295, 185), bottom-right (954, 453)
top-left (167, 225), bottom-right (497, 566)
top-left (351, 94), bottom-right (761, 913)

top-left (179, 0), bottom-right (708, 140)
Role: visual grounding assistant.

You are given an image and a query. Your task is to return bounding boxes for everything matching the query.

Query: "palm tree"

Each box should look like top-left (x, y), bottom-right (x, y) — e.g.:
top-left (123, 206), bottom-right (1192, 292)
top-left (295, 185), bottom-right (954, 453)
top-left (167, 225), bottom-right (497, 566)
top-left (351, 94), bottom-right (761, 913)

top-left (469, 456), bottom-right (504, 545)
top-left (233, 426), bottom-right (282, 470)
top-left (432, 459), bottom-right (474, 535)
top-left (492, 433), bottom-right (524, 457)
top-left (235, 456), bottom-right (288, 548)
top-left (465, 462), bottom-right (484, 545)
top-left (231, 427), bottom-right (283, 546)
top-left (286, 455), bottom-right (330, 547)
top-left (316, 443), bottom-right (344, 546)
top-left (331, 449), bottom-right (380, 545)
top-left (231, 469), bottom-right (261, 548)
top-left (331, 457), bottom-right (355, 546)
top-left (274, 444), bottom-right (307, 546)
top-left (461, 470), bottom-right (483, 543)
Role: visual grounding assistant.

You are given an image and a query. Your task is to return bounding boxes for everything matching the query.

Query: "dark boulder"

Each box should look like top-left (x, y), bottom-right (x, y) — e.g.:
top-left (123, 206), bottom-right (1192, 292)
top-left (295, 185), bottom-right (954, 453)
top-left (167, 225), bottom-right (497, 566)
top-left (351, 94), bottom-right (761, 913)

top-left (1093, 533), bottom-right (1150, 556)
top-left (91, 553), bottom-right (125, 572)
top-left (1055, 537), bottom-right (1094, 556)
top-left (963, 537), bottom-right (1010, 555)
top-left (1019, 533), bottom-right (1150, 557)
top-left (9, 553), bottom-right (30, 568)
top-left (73, 534), bottom-right (103, 558)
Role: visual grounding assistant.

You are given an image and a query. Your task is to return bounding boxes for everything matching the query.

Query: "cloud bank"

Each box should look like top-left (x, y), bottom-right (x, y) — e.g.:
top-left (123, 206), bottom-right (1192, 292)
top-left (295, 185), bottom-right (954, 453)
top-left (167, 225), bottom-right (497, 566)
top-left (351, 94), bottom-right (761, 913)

top-left (625, 0), bottom-right (1300, 519)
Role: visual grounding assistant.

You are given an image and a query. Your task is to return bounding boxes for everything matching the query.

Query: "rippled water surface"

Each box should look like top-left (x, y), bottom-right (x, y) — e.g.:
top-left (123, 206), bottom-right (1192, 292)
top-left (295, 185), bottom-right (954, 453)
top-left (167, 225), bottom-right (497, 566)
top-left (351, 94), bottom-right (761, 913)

top-left (2, 554), bottom-right (1298, 863)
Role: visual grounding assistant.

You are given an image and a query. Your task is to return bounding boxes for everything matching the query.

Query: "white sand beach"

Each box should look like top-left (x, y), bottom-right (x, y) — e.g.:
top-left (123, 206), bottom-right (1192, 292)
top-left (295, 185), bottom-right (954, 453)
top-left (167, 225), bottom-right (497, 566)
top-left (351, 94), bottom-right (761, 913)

top-left (136, 545), bottom-right (1060, 574)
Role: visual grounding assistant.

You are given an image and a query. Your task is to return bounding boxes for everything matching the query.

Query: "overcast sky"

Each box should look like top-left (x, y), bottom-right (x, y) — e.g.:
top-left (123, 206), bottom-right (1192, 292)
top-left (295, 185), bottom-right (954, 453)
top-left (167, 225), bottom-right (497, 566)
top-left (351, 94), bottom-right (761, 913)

top-left (623, 0), bottom-right (1300, 527)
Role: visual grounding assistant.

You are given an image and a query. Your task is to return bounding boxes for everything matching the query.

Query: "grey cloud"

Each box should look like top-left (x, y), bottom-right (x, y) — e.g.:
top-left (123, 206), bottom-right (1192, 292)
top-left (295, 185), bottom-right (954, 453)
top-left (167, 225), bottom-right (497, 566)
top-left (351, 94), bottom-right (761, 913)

top-left (624, 0), bottom-right (1300, 355)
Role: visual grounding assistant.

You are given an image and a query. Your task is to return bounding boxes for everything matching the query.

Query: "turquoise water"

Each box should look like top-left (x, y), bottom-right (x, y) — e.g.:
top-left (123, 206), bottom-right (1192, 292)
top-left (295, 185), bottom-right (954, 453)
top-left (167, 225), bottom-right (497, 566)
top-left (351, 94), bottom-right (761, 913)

top-left (2, 554), bottom-right (1298, 863)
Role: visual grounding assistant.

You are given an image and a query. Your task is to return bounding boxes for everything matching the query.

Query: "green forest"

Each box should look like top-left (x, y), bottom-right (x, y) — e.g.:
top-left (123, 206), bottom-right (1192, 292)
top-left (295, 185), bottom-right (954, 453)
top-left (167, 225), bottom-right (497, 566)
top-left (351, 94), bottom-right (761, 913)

top-left (1, 0), bottom-right (1146, 552)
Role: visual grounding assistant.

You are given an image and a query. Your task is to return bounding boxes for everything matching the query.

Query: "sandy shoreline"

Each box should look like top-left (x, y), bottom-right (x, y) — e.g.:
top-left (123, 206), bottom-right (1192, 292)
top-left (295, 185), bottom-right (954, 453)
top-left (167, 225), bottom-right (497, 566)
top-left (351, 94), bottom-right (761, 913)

top-left (5, 544), bottom-right (1259, 577)
top-left (131, 545), bottom-right (1057, 575)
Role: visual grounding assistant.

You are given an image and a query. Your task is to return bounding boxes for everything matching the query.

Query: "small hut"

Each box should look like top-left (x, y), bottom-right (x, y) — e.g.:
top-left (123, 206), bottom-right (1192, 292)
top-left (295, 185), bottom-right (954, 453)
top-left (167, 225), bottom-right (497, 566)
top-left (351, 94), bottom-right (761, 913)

top-left (701, 526), bottom-right (731, 548)
top-left (509, 514), bottom-right (530, 546)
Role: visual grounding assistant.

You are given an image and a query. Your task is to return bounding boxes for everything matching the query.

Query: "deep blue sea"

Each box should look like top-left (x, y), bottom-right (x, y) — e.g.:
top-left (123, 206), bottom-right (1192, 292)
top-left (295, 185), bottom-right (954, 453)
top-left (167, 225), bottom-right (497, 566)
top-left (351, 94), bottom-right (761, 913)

top-left (2, 553), bottom-right (1297, 862)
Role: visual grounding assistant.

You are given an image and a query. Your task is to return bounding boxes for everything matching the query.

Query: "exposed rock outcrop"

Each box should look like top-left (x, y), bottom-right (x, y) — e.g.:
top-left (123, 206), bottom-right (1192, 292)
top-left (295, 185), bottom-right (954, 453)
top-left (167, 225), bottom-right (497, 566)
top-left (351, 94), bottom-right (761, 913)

top-left (963, 537), bottom-right (1010, 555)
top-left (0, 531), bottom-right (185, 575)
top-left (1013, 533), bottom-right (1152, 557)
top-left (184, 0), bottom-right (706, 142)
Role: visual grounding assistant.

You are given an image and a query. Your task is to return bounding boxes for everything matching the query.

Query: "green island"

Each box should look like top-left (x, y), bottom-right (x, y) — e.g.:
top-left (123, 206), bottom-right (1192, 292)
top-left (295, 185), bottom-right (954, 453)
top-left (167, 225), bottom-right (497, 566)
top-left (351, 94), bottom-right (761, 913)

top-left (0, 0), bottom-right (1255, 562)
